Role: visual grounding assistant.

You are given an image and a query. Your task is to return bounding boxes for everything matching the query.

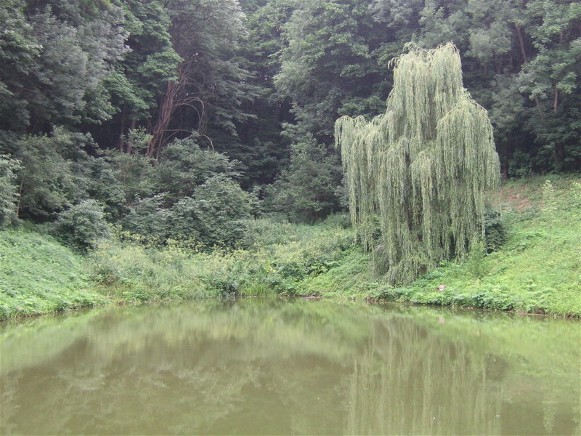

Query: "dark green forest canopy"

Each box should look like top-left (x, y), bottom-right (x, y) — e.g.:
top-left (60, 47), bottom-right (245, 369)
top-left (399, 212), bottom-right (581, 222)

top-left (0, 0), bottom-right (579, 235)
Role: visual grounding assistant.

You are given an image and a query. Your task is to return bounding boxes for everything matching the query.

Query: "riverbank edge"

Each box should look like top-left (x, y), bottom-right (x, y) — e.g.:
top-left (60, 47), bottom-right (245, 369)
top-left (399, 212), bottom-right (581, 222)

top-left (2, 287), bottom-right (580, 323)
top-left (2, 262), bottom-right (580, 321)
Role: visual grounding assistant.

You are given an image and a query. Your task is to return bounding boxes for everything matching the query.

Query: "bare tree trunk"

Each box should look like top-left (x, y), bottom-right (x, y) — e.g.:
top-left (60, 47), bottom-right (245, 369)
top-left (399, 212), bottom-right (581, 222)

top-left (148, 80), bottom-right (179, 158)
top-left (118, 108), bottom-right (126, 151)
top-left (515, 24), bottom-right (528, 64)
top-left (515, 24), bottom-right (541, 109)
top-left (148, 62), bottom-right (208, 158)
top-left (16, 177), bottom-right (24, 219)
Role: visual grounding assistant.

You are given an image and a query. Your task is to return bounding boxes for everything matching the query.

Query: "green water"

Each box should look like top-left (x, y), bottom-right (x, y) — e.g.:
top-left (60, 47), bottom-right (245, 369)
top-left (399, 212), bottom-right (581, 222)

top-left (1, 300), bottom-right (579, 435)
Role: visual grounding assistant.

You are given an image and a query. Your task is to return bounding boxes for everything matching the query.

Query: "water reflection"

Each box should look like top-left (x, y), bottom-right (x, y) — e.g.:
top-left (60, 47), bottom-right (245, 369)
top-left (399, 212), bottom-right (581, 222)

top-left (1, 300), bottom-right (579, 434)
top-left (346, 321), bottom-right (502, 434)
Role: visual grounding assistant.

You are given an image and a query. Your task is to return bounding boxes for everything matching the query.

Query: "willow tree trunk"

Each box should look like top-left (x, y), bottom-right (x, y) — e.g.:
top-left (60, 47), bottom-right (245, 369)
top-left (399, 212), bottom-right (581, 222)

top-left (335, 43), bottom-right (500, 285)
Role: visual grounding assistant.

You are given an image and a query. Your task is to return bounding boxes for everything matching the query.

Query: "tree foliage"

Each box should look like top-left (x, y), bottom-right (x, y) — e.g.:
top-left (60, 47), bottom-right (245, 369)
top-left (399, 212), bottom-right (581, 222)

top-left (0, 0), bottom-right (127, 132)
top-left (121, 137), bottom-right (253, 248)
top-left (0, 155), bottom-right (21, 225)
top-left (265, 136), bottom-right (342, 222)
top-left (52, 199), bottom-right (110, 251)
top-left (275, 0), bottom-right (389, 142)
top-left (7, 127), bottom-right (95, 221)
top-left (336, 44), bottom-right (500, 284)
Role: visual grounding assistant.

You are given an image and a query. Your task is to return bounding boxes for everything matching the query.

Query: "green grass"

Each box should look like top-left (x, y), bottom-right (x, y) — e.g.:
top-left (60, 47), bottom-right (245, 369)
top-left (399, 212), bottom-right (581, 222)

top-left (0, 229), bottom-right (107, 319)
top-left (1, 175), bottom-right (579, 319)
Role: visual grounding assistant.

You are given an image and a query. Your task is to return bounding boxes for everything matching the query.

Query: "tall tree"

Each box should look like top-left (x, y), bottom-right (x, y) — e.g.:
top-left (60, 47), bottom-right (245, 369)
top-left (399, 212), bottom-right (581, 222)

top-left (275, 0), bottom-right (388, 144)
top-left (147, 0), bottom-right (255, 159)
top-left (232, 0), bottom-right (296, 187)
top-left (0, 0), bottom-right (40, 132)
top-left (12, 0), bottom-right (127, 133)
top-left (102, 0), bottom-right (181, 152)
top-left (269, 0), bottom-right (391, 220)
top-left (336, 44), bottom-right (500, 284)
top-left (518, 0), bottom-right (581, 171)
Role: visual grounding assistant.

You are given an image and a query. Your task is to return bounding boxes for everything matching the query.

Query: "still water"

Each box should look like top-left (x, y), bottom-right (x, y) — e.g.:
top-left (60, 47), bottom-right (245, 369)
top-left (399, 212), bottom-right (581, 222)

top-left (1, 299), bottom-right (579, 435)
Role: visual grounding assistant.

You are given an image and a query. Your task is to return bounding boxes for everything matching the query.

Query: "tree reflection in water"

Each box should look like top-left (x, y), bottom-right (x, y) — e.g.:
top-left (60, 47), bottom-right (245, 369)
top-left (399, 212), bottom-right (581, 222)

top-left (0, 300), bottom-right (579, 434)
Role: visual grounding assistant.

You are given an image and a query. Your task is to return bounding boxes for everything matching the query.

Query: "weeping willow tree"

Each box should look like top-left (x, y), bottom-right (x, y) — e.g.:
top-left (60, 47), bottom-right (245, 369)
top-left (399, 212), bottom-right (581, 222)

top-left (335, 43), bottom-right (500, 285)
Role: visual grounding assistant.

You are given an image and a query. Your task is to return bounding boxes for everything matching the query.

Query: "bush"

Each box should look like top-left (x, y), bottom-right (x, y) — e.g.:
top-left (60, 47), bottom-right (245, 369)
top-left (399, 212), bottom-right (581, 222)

top-left (466, 239), bottom-right (489, 279)
top-left (104, 149), bottom-right (156, 206)
top-left (122, 176), bottom-right (253, 249)
top-left (264, 137), bottom-right (343, 222)
top-left (186, 174), bottom-right (253, 248)
top-left (53, 200), bottom-right (110, 251)
top-left (156, 137), bottom-right (239, 201)
top-left (508, 150), bottom-right (532, 178)
top-left (10, 128), bottom-right (95, 221)
top-left (484, 207), bottom-right (506, 252)
top-left (122, 194), bottom-right (170, 243)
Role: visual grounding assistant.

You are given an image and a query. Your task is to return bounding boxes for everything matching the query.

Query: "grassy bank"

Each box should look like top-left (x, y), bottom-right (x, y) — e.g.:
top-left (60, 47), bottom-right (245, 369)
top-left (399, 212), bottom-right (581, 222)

top-left (0, 230), bottom-right (106, 319)
top-left (1, 175), bottom-right (580, 319)
top-left (1, 217), bottom-right (369, 320)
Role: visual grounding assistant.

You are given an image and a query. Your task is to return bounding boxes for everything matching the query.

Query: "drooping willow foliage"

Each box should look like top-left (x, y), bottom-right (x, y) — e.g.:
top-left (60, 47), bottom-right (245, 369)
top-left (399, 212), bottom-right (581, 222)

top-left (335, 43), bottom-right (500, 285)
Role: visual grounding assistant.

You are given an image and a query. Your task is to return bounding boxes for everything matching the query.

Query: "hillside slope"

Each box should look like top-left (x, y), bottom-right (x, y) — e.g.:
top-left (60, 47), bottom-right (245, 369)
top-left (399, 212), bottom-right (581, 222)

top-left (0, 230), bottom-right (107, 319)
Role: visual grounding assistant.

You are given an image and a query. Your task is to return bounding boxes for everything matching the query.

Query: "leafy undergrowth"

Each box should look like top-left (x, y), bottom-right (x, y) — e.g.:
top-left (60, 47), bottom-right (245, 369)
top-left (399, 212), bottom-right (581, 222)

top-left (1, 216), bottom-right (369, 319)
top-left (87, 216), bottom-right (368, 303)
top-left (0, 230), bottom-right (107, 319)
top-left (375, 175), bottom-right (581, 317)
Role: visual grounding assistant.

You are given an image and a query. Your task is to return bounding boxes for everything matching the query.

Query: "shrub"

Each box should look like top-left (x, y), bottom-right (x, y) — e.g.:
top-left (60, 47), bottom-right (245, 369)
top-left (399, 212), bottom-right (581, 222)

top-left (156, 137), bottom-right (239, 201)
top-left (542, 179), bottom-right (557, 219)
top-left (466, 239), bottom-right (489, 279)
top-left (508, 150), bottom-right (532, 178)
top-left (187, 174), bottom-right (253, 248)
top-left (105, 150), bottom-right (156, 206)
top-left (121, 194), bottom-right (170, 243)
top-left (11, 128), bottom-right (95, 221)
top-left (122, 176), bottom-right (253, 249)
top-left (85, 156), bottom-right (127, 221)
top-left (264, 137), bottom-right (342, 222)
top-left (53, 200), bottom-right (110, 251)
top-left (484, 207), bottom-right (506, 252)
top-left (323, 212), bottom-right (351, 229)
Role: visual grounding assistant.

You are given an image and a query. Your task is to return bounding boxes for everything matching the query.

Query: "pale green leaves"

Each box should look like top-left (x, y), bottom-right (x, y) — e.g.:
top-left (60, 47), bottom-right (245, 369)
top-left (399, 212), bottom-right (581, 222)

top-left (336, 43), bottom-right (500, 285)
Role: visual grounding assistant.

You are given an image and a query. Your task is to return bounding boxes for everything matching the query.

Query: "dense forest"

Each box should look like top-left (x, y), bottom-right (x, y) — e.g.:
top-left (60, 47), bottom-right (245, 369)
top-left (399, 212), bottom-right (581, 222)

top-left (1, 0), bottom-right (580, 249)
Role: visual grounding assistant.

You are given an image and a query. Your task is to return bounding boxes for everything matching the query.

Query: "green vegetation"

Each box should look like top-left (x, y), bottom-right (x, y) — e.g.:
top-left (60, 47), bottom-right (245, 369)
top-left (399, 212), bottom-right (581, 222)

top-left (336, 44), bottom-right (500, 285)
top-left (0, 229), bottom-right (105, 319)
top-left (375, 176), bottom-right (581, 316)
top-left (1, 176), bottom-right (579, 319)
top-left (87, 218), bottom-right (368, 303)
top-left (1, 0), bottom-right (580, 229)
top-left (0, 1), bottom-right (579, 320)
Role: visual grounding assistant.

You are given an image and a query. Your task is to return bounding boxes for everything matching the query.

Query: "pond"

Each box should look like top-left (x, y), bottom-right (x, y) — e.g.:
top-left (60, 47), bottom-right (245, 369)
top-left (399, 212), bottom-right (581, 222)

top-left (1, 299), bottom-right (579, 435)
